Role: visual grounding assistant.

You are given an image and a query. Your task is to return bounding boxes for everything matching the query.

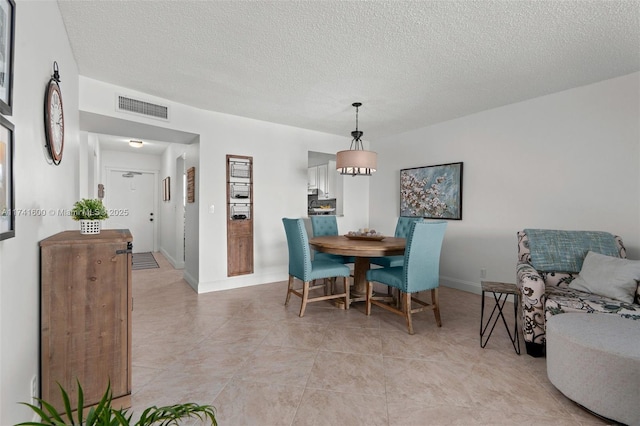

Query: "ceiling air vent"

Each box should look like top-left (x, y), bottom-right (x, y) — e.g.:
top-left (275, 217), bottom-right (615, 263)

top-left (116, 95), bottom-right (169, 120)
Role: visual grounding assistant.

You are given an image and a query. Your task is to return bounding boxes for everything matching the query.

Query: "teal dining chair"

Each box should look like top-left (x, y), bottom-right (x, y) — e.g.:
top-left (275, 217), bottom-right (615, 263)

top-left (366, 220), bottom-right (447, 334)
top-left (370, 216), bottom-right (422, 268)
top-left (310, 215), bottom-right (355, 300)
top-left (282, 218), bottom-right (351, 317)
top-left (310, 215), bottom-right (354, 264)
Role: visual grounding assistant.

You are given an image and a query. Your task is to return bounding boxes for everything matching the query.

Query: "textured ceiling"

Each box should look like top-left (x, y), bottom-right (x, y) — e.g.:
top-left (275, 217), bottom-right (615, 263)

top-left (58, 0), bottom-right (640, 140)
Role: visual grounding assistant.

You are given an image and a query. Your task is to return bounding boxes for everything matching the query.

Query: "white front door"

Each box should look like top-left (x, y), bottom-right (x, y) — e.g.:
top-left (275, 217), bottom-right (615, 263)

top-left (106, 170), bottom-right (156, 253)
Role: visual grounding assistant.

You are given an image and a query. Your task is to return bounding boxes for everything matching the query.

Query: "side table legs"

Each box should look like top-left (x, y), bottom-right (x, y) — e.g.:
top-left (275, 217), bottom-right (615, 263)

top-left (480, 282), bottom-right (521, 355)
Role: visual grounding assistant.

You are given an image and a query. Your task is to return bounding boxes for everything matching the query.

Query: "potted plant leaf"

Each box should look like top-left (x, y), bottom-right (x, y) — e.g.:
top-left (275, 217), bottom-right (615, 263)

top-left (71, 198), bottom-right (109, 234)
top-left (18, 381), bottom-right (217, 426)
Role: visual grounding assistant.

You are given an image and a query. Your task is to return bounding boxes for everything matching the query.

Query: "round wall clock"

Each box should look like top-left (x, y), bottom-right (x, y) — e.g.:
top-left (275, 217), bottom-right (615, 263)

top-left (44, 62), bottom-right (64, 165)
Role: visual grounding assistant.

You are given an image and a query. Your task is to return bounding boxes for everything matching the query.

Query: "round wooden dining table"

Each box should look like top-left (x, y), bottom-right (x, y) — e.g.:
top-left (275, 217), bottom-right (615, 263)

top-left (308, 235), bottom-right (406, 301)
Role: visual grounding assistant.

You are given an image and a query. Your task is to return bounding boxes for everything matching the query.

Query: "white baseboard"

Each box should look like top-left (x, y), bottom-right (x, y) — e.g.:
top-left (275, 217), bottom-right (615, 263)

top-left (197, 269), bottom-right (288, 294)
top-left (194, 272), bottom-right (485, 296)
top-left (441, 276), bottom-right (518, 306)
top-left (183, 270), bottom-right (198, 292)
top-left (159, 248), bottom-right (185, 269)
top-left (440, 275), bottom-right (482, 295)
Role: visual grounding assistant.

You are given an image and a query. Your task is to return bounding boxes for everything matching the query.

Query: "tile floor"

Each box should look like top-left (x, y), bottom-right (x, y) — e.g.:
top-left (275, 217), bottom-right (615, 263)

top-left (129, 253), bottom-right (609, 426)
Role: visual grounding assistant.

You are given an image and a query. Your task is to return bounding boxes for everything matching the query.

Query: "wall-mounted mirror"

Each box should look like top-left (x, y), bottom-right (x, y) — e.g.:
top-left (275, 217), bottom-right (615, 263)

top-left (307, 151), bottom-right (343, 216)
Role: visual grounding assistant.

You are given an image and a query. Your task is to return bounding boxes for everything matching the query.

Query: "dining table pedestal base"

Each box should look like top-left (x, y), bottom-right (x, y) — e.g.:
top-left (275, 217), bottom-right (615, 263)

top-left (352, 257), bottom-right (370, 299)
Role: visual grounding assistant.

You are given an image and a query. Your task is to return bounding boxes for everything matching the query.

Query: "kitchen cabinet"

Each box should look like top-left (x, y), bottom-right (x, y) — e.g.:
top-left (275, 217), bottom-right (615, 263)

top-left (325, 160), bottom-right (337, 200)
top-left (309, 163), bottom-right (335, 200)
top-left (317, 164), bottom-right (328, 198)
top-left (227, 155), bottom-right (253, 276)
top-left (308, 166), bottom-right (318, 189)
top-left (40, 229), bottom-right (133, 413)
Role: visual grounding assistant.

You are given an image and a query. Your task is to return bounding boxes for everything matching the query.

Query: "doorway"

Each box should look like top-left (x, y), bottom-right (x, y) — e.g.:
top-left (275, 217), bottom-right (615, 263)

top-left (106, 168), bottom-right (157, 253)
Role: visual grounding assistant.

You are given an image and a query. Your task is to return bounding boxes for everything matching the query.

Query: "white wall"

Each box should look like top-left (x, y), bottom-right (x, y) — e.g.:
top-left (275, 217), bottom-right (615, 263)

top-left (78, 77), bottom-right (370, 293)
top-left (184, 142), bottom-right (200, 289)
top-left (370, 72), bottom-right (640, 294)
top-left (196, 115), bottom-right (370, 292)
top-left (159, 143), bottom-right (189, 269)
top-left (100, 148), bottom-right (162, 174)
top-left (0, 1), bottom-right (80, 423)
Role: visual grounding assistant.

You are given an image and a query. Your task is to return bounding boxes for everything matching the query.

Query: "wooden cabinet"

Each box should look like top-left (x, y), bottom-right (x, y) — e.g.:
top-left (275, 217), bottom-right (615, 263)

top-left (40, 229), bottom-right (133, 413)
top-left (227, 155), bottom-right (254, 276)
top-left (227, 220), bottom-right (253, 275)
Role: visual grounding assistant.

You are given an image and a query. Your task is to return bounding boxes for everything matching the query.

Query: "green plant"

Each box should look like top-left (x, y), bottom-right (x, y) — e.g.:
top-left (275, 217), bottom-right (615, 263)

top-left (18, 381), bottom-right (217, 426)
top-left (71, 198), bottom-right (109, 221)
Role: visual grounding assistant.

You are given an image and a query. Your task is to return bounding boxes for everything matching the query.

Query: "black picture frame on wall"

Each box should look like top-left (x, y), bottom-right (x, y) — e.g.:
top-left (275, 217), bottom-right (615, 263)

top-left (0, 0), bottom-right (15, 116)
top-left (0, 114), bottom-right (14, 240)
top-left (400, 162), bottom-right (463, 220)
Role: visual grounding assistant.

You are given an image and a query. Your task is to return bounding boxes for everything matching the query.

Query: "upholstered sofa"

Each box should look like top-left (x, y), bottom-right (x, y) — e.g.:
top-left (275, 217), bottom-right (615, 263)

top-left (516, 229), bottom-right (640, 357)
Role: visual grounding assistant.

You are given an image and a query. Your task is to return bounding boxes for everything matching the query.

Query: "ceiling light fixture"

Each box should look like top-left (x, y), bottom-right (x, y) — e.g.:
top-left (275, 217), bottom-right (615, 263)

top-left (129, 140), bottom-right (143, 148)
top-left (336, 102), bottom-right (377, 176)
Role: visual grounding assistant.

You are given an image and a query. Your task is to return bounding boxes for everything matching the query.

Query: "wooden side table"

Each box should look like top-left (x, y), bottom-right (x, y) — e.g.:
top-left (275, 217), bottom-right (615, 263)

top-left (480, 281), bottom-right (521, 355)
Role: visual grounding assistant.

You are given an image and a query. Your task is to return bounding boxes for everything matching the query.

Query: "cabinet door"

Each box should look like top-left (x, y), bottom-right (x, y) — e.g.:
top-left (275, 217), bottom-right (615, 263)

top-left (326, 160), bottom-right (336, 200)
top-left (41, 241), bottom-right (130, 411)
top-left (227, 220), bottom-right (253, 276)
top-left (308, 166), bottom-right (318, 189)
top-left (317, 164), bottom-right (328, 199)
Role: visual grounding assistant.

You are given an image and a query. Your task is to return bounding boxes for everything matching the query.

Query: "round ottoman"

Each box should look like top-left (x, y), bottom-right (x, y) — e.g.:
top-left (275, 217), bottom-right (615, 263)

top-left (546, 314), bottom-right (640, 425)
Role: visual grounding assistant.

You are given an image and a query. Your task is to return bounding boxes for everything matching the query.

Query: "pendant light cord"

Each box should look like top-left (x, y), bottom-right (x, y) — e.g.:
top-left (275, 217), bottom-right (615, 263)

top-left (350, 102), bottom-right (364, 150)
top-left (355, 104), bottom-right (359, 133)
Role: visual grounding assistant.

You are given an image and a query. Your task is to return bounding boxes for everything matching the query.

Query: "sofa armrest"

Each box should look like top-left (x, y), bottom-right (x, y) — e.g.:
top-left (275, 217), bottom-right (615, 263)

top-left (517, 262), bottom-right (547, 347)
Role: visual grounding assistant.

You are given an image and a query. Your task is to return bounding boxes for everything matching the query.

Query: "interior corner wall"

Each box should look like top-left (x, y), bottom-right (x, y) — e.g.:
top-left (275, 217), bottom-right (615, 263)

top-left (184, 141), bottom-right (199, 290)
top-left (159, 143), bottom-right (189, 269)
top-left (92, 133), bottom-right (102, 189)
top-left (0, 2), bottom-right (80, 423)
top-left (78, 131), bottom-right (89, 198)
top-left (369, 72), bottom-right (640, 294)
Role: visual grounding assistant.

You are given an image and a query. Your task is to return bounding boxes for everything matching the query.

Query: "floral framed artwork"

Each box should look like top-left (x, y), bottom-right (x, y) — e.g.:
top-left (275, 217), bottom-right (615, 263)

top-left (0, 0), bottom-right (15, 115)
top-left (400, 162), bottom-right (463, 220)
top-left (0, 114), bottom-right (14, 239)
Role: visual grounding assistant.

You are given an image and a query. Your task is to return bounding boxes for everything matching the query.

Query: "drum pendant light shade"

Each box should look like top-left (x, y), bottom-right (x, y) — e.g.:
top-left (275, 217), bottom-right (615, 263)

top-left (336, 103), bottom-right (377, 176)
top-left (336, 149), bottom-right (377, 175)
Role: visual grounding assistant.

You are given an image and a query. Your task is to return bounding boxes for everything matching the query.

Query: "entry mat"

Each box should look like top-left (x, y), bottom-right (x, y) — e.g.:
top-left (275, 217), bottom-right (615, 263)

top-left (132, 252), bottom-right (159, 270)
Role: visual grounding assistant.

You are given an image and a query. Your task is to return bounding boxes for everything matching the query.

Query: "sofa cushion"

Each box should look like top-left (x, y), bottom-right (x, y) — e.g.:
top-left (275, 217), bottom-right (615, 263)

top-left (568, 251), bottom-right (640, 304)
top-left (545, 285), bottom-right (640, 320)
top-left (524, 229), bottom-right (620, 272)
